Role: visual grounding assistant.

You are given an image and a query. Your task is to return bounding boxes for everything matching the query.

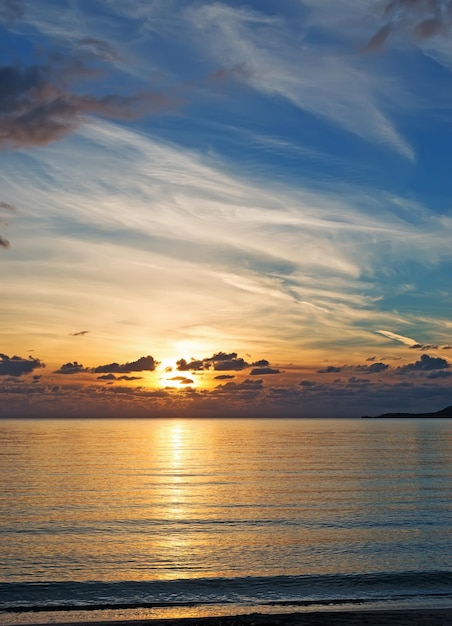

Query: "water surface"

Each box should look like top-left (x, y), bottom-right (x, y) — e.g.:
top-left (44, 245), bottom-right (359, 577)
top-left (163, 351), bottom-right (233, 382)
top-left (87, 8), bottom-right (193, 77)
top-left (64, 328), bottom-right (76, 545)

top-left (1, 418), bottom-right (451, 623)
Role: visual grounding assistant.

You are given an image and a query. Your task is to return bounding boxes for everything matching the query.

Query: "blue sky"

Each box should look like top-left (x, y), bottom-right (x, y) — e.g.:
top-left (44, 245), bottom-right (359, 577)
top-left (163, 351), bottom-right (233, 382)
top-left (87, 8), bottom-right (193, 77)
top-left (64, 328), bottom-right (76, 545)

top-left (1, 0), bottom-right (452, 417)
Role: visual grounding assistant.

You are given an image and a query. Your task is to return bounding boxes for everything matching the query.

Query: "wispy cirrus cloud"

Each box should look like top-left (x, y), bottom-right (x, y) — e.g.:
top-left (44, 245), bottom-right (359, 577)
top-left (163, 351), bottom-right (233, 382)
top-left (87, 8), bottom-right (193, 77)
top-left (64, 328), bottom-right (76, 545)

top-left (187, 2), bottom-right (414, 159)
top-left (376, 329), bottom-right (419, 345)
top-left (2, 117), bottom-right (451, 361)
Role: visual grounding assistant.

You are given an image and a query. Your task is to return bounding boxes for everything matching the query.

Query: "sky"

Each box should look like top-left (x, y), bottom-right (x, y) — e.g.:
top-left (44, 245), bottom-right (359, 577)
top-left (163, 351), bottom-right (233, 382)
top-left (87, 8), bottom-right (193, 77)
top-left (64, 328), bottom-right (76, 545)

top-left (1, 0), bottom-right (452, 418)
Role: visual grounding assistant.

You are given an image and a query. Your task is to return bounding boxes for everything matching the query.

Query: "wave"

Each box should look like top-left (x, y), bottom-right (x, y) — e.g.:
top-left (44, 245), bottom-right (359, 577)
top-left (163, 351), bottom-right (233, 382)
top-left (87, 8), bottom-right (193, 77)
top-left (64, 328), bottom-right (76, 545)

top-left (1, 571), bottom-right (451, 613)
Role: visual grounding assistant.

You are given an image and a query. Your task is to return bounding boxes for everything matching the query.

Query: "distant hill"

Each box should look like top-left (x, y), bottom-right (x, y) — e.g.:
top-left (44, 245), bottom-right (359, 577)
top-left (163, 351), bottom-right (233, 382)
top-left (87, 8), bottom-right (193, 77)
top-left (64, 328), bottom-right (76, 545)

top-left (362, 405), bottom-right (452, 418)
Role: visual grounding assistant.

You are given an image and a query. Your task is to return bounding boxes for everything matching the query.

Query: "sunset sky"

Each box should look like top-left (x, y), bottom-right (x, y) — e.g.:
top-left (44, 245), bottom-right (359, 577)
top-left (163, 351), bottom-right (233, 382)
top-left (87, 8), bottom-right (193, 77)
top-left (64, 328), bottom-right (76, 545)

top-left (2, 0), bottom-right (452, 418)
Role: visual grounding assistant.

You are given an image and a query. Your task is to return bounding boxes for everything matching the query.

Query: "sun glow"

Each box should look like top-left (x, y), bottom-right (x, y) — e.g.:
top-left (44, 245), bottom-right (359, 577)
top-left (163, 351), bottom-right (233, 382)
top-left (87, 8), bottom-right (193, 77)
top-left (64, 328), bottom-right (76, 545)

top-left (157, 358), bottom-right (200, 389)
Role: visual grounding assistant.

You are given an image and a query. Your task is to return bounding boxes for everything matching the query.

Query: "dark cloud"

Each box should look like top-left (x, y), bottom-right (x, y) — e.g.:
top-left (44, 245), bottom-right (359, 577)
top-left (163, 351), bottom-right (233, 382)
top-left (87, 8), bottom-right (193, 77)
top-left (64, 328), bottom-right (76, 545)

top-left (362, 24), bottom-right (392, 52)
top-left (441, 345), bottom-right (452, 350)
top-left (250, 367), bottom-right (281, 375)
top-left (0, 201), bottom-right (15, 211)
top-left (216, 378), bottom-right (264, 395)
top-left (54, 361), bottom-right (89, 374)
top-left (317, 365), bottom-right (342, 374)
top-left (97, 372), bottom-right (143, 381)
top-left (363, 0), bottom-right (452, 52)
top-left (0, 353), bottom-right (44, 376)
top-left (0, 0), bottom-right (23, 24)
top-left (213, 357), bottom-right (249, 371)
top-left (427, 370), bottom-right (452, 379)
top-left (176, 358), bottom-right (205, 371)
top-left (3, 363), bottom-right (452, 418)
top-left (410, 343), bottom-right (438, 350)
top-left (201, 351), bottom-right (251, 371)
top-left (70, 330), bottom-right (89, 336)
top-left (0, 59), bottom-right (179, 150)
top-left (213, 374), bottom-right (235, 380)
top-left (348, 376), bottom-right (370, 384)
top-left (397, 353), bottom-right (450, 373)
top-left (355, 362), bottom-right (389, 374)
top-left (105, 385), bottom-right (142, 395)
top-left (176, 351), bottom-right (275, 373)
top-left (0, 201), bottom-right (13, 248)
top-left (251, 359), bottom-right (269, 367)
top-left (92, 355), bottom-right (159, 373)
top-left (168, 376), bottom-right (194, 385)
top-left (299, 380), bottom-right (318, 387)
top-left (205, 351), bottom-right (239, 363)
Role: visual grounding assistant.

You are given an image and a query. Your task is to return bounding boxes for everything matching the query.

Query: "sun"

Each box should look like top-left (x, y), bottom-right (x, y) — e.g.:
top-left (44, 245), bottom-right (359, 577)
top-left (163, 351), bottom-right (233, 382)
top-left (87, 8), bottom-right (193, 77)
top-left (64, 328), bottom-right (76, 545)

top-left (157, 358), bottom-right (200, 389)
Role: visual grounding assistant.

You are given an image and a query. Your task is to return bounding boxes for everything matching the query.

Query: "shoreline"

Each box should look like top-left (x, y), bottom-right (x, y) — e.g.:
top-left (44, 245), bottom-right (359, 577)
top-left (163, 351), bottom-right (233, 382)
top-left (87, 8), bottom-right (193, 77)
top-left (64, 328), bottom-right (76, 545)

top-left (5, 608), bottom-right (452, 626)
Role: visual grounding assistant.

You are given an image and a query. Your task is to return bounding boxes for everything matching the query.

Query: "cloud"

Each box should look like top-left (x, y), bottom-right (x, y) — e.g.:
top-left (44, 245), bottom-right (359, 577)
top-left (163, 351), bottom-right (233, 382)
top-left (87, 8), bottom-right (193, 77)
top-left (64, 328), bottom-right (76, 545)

top-left (0, 58), bottom-right (179, 150)
top-left (76, 37), bottom-right (120, 62)
top-left (176, 351), bottom-right (277, 372)
top-left (249, 367), bottom-right (281, 375)
top-left (355, 362), bottom-right (389, 374)
top-left (168, 376), bottom-right (194, 385)
top-left (251, 359), bottom-right (269, 367)
top-left (189, 2), bottom-right (414, 159)
top-left (363, 0), bottom-right (452, 51)
top-left (54, 361), bottom-right (89, 374)
top-left (213, 374), bottom-right (235, 380)
top-left (410, 343), bottom-right (438, 350)
top-left (376, 330), bottom-right (419, 346)
top-left (96, 373), bottom-right (143, 381)
top-left (317, 365), bottom-right (342, 374)
top-left (202, 351), bottom-right (251, 371)
top-left (0, 201), bottom-right (15, 211)
top-left (215, 377), bottom-right (264, 393)
top-left (212, 357), bottom-right (249, 371)
top-left (0, 200), bottom-right (14, 248)
top-left (426, 370), bottom-right (452, 379)
top-left (69, 330), bottom-right (90, 336)
top-left (0, 0), bottom-right (23, 25)
top-left (0, 353), bottom-right (44, 376)
top-left (176, 358), bottom-right (205, 371)
top-left (205, 351), bottom-right (240, 363)
top-left (92, 355), bottom-right (159, 373)
top-left (397, 353), bottom-right (450, 373)
top-left (117, 375), bottom-right (142, 381)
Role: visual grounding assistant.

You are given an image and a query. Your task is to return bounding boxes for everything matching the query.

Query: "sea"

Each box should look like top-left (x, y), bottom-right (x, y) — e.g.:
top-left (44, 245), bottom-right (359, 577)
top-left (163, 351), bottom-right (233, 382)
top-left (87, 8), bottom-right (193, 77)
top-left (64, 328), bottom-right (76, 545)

top-left (0, 418), bottom-right (451, 624)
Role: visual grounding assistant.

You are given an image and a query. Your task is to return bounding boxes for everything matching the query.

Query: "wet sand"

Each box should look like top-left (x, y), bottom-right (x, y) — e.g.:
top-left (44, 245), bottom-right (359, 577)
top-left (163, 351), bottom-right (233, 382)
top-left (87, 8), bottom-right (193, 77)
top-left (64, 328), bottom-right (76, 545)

top-left (23, 608), bottom-right (452, 626)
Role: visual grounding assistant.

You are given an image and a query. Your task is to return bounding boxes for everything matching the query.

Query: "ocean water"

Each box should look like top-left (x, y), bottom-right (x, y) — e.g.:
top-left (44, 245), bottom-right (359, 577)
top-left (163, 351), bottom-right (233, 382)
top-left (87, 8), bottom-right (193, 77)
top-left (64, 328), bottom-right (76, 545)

top-left (0, 418), bottom-right (451, 623)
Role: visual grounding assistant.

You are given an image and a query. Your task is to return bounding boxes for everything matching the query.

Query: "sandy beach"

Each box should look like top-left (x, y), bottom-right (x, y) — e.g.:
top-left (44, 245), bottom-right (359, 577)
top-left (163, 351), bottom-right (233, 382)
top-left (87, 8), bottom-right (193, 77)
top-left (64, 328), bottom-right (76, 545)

top-left (19, 608), bottom-right (451, 626)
